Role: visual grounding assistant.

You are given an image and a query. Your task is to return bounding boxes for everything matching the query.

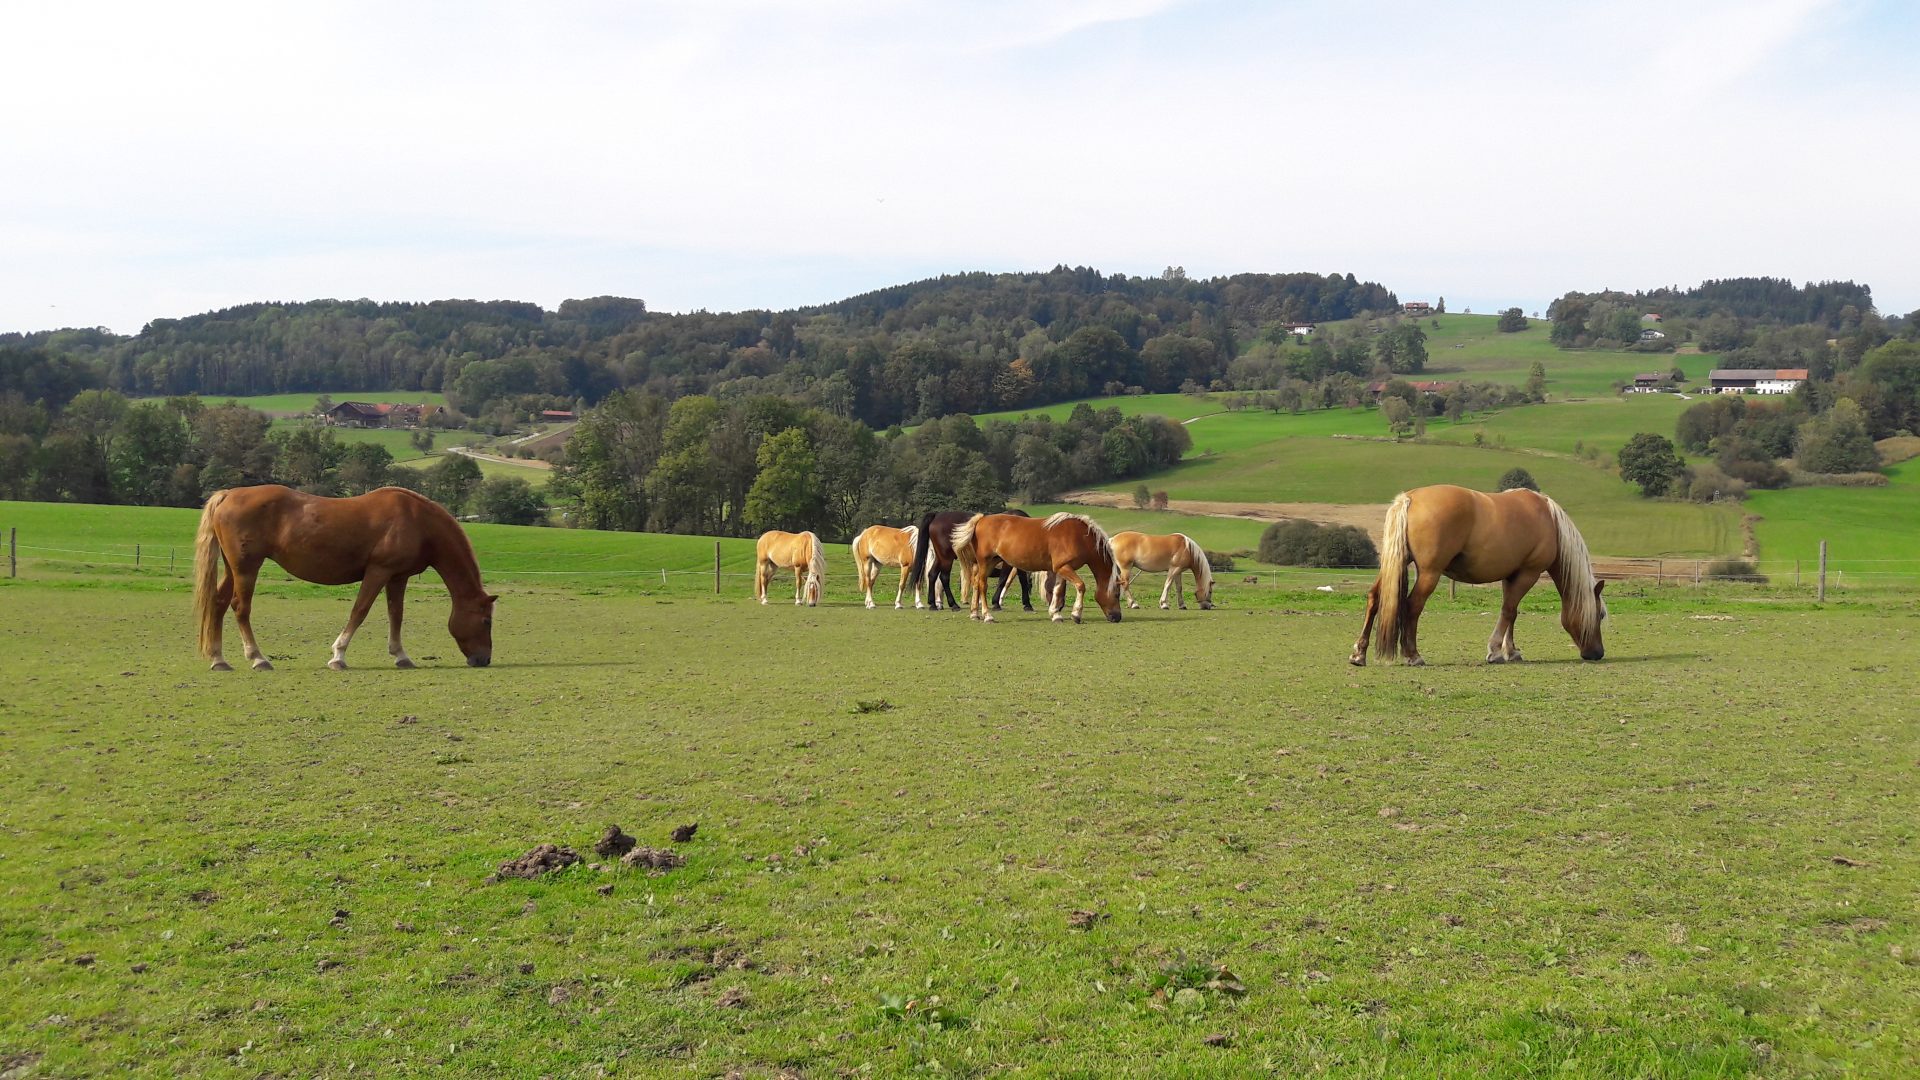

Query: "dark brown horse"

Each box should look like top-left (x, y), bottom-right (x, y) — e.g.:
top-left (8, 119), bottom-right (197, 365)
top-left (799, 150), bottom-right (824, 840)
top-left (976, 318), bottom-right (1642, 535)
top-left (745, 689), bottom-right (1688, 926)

top-left (908, 509), bottom-right (1034, 612)
top-left (951, 512), bottom-right (1122, 624)
top-left (1350, 484), bottom-right (1605, 666)
top-left (194, 485), bottom-right (497, 671)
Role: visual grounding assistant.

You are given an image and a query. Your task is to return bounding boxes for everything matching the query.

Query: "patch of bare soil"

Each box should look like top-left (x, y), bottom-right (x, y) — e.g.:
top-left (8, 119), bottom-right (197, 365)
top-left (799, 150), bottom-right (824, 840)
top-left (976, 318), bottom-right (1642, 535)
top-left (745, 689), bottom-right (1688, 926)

top-left (1059, 491), bottom-right (1389, 543)
top-left (487, 844), bottom-right (580, 882)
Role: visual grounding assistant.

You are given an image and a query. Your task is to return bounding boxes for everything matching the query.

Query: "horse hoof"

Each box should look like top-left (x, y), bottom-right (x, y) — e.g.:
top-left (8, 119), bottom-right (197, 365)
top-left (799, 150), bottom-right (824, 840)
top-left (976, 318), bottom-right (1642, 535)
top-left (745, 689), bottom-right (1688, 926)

top-left (1486, 654), bottom-right (1505, 665)
top-left (328, 659), bottom-right (347, 671)
top-left (1508, 653), bottom-right (1524, 663)
top-left (1073, 615), bottom-right (1083, 624)
top-left (1348, 654), bottom-right (1366, 667)
top-left (1405, 657), bottom-right (1425, 667)
top-left (252, 659), bottom-right (274, 671)
top-left (865, 601), bottom-right (875, 610)
top-left (1160, 603), bottom-right (1170, 611)
top-left (209, 661), bottom-right (233, 672)
top-left (983, 614), bottom-right (996, 623)
top-left (395, 658), bottom-right (416, 669)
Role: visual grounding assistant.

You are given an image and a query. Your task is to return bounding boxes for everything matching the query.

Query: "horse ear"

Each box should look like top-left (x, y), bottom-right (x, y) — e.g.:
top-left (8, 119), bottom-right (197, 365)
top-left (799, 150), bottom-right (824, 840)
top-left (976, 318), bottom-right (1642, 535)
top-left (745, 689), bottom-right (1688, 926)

top-left (1594, 579), bottom-right (1605, 596)
top-left (486, 593), bottom-right (501, 604)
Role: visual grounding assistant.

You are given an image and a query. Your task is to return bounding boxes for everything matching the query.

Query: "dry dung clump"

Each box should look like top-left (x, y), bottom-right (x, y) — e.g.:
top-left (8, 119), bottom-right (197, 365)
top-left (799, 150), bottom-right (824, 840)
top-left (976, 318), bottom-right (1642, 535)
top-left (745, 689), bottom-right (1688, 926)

top-left (487, 844), bottom-right (581, 882)
top-left (622, 847), bottom-right (686, 871)
top-left (670, 823), bottom-right (699, 843)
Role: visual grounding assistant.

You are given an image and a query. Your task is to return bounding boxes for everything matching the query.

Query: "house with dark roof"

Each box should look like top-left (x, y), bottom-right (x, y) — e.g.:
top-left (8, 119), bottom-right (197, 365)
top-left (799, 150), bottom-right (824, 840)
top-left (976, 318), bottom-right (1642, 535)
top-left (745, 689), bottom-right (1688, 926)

top-left (1708, 369), bottom-right (1808, 395)
top-left (1625, 372), bottom-right (1666, 393)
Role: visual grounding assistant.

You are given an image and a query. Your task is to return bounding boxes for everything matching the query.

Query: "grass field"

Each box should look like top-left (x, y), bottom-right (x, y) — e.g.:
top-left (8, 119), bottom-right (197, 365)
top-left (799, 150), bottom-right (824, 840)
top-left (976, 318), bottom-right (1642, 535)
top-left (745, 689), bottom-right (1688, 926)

top-left (1322, 314), bottom-right (1718, 398)
top-left (1, 566), bottom-right (1915, 1076)
top-left (188, 390), bottom-right (448, 415)
top-left (1746, 459), bottom-right (1920, 575)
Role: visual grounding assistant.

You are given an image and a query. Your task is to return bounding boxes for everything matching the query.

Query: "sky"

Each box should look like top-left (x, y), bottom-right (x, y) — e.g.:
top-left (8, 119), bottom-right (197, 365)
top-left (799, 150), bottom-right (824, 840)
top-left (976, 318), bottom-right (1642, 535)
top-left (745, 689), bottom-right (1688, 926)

top-left (3, 0), bottom-right (1916, 336)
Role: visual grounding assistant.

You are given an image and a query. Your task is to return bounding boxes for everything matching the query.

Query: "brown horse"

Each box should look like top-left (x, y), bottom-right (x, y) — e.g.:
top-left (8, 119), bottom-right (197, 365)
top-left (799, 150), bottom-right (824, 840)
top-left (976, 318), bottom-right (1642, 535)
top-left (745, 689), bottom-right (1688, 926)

top-left (908, 509), bottom-right (1035, 612)
top-left (1111, 530), bottom-right (1215, 610)
top-left (1350, 484), bottom-right (1605, 667)
top-left (754, 530), bottom-right (826, 606)
top-left (194, 485), bottom-right (497, 671)
top-left (851, 524), bottom-right (919, 609)
top-left (951, 512), bottom-right (1122, 624)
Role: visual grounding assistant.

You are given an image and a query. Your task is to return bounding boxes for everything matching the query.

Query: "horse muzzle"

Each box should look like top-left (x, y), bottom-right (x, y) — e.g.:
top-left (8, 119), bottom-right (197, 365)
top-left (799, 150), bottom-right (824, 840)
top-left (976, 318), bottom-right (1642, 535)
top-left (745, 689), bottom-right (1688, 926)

top-left (1106, 609), bottom-right (1123, 623)
top-left (1580, 648), bottom-right (1604, 662)
top-left (468, 653), bottom-right (492, 668)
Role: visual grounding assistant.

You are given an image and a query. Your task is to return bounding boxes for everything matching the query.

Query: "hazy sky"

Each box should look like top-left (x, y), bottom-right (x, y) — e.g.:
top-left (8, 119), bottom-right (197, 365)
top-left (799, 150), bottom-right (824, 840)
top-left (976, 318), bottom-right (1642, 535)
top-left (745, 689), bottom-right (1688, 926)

top-left (4, 0), bottom-right (1915, 335)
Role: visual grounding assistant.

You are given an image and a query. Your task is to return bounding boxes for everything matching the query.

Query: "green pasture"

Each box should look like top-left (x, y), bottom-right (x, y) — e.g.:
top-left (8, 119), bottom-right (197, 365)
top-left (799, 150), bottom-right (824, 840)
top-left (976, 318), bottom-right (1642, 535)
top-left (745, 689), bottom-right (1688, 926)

top-left (1020, 503), bottom-right (1275, 555)
top-left (194, 390), bottom-right (447, 415)
top-left (969, 393), bottom-right (1230, 426)
top-left (1095, 438), bottom-right (1740, 559)
top-left (1423, 394), bottom-right (1698, 459)
top-left (1747, 460), bottom-right (1920, 576)
top-left (1, 570), bottom-right (1915, 1076)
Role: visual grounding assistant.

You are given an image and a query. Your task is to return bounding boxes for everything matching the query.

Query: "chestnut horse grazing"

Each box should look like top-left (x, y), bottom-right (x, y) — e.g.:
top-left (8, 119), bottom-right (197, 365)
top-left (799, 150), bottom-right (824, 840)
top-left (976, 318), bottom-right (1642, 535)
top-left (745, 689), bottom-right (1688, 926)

top-left (908, 509), bottom-right (1035, 612)
top-left (951, 512), bottom-right (1122, 624)
top-left (1112, 531), bottom-right (1214, 611)
top-left (194, 485), bottom-right (497, 671)
top-left (755, 530), bottom-right (826, 606)
top-left (1351, 485), bottom-right (1605, 667)
top-left (851, 524), bottom-right (919, 609)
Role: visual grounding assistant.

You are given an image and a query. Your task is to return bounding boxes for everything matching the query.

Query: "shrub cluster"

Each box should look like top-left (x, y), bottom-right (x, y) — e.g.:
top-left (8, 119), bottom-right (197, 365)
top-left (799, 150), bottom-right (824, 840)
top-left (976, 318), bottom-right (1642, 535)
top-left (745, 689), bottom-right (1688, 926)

top-left (1258, 520), bottom-right (1379, 568)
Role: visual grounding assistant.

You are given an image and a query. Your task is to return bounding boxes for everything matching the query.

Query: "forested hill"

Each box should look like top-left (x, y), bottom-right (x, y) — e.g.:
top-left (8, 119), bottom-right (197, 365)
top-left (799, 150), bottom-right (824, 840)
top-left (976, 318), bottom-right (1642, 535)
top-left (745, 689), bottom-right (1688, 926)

top-left (0, 268), bottom-right (1395, 428)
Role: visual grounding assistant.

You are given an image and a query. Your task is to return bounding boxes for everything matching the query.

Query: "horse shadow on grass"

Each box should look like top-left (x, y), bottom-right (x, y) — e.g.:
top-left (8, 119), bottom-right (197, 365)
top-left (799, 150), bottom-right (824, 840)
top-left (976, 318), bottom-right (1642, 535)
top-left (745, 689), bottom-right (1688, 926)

top-left (1396, 652), bottom-right (1704, 668)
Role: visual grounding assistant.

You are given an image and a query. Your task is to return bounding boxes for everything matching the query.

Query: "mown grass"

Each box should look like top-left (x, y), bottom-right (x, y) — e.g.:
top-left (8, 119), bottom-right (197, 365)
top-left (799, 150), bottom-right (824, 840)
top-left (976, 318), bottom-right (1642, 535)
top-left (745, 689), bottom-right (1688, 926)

top-left (181, 390), bottom-right (448, 415)
top-left (1019, 504), bottom-right (1274, 555)
top-left (1746, 459), bottom-right (1920, 576)
top-left (0, 573), bottom-right (1914, 1076)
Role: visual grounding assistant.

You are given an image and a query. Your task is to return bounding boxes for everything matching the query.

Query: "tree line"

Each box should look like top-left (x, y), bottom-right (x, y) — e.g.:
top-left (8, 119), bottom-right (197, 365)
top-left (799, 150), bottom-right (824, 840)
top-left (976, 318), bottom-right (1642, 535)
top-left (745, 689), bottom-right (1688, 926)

top-left (0, 268), bottom-right (1397, 432)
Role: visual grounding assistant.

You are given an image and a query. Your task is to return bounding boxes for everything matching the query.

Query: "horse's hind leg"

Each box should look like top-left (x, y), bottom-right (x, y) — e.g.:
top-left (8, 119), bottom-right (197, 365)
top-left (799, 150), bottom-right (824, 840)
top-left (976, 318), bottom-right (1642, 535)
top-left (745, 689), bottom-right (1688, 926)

top-left (209, 571), bottom-right (236, 671)
top-left (386, 576), bottom-right (415, 668)
top-left (230, 560), bottom-right (272, 671)
top-left (1349, 581), bottom-right (1380, 666)
top-left (1402, 568), bottom-right (1444, 666)
top-left (329, 575), bottom-right (387, 670)
top-left (894, 563), bottom-right (910, 609)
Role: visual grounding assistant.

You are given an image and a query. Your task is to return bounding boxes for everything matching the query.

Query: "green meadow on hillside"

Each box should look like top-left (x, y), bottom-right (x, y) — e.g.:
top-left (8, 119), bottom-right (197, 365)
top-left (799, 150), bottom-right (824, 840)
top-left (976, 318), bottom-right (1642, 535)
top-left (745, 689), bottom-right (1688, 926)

top-left (200, 390), bottom-right (448, 414)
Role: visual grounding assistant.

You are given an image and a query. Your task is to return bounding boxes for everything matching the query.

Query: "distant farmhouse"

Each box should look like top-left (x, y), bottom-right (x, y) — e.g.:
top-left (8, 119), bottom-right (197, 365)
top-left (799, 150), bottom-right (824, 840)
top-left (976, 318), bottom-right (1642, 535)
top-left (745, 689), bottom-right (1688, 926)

top-left (1639, 328), bottom-right (1667, 342)
top-left (325, 401), bottom-right (440, 429)
top-left (1625, 372), bottom-right (1666, 393)
top-left (1280, 321), bottom-right (1316, 337)
top-left (1708, 368), bottom-right (1808, 395)
top-left (1641, 312), bottom-right (1663, 323)
top-left (1402, 301), bottom-right (1433, 316)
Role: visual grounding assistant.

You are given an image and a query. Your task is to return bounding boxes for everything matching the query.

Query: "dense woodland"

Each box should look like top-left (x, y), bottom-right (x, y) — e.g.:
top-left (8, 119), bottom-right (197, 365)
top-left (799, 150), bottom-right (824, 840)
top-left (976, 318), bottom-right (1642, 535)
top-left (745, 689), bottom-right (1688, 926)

top-left (0, 268), bottom-right (1396, 430)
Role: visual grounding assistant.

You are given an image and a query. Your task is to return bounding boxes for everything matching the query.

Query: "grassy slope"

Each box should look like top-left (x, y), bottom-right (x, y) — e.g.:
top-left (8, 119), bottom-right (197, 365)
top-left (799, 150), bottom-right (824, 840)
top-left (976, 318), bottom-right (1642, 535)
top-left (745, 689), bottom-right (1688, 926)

top-left (1746, 459), bottom-right (1920, 571)
top-left (192, 390), bottom-right (448, 414)
top-left (0, 579), bottom-right (1914, 1076)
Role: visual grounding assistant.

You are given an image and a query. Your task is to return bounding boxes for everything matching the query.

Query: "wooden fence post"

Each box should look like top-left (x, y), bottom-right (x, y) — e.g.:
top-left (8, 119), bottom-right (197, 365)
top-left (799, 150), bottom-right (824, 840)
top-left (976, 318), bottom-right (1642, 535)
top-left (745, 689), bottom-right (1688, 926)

top-left (135, 543), bottom-right (141, 569)
top-left (1794, 559), bottom-right (1800, 587)
top-left (714, 541), bottom-right (722, 594)
top-left (1817, 540), bottom-right (1827, 602)
top-left (170, 547), bottom-right (175, 573)
top-left (7, 527), bottom-right (13, 578)
top-left (1655, 559), bottom-right (1663, 586)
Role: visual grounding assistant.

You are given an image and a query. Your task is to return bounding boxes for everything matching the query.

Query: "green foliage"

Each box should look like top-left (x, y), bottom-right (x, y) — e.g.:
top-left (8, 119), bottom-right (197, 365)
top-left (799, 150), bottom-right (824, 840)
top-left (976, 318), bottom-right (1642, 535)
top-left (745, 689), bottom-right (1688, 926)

top-left (474, 475), bottom-right (549, 525)
top-left (1794, 399), bottom-right (1878, 474)
top-left (1257, 519), bottom-right (1379, 568)
top-left (1203, 549), bottom-right (1234, 572)
top-left (1524, 361), bottom-right (1546, 401)
top-left (1131, 482), bottom-right (1151, 509)
top-left (1497, 467), bottom-right (1539, 492)
top-left (1618, 433), bottom-right (1684, 497)
top-left (744, 427), bottom-right (820, 533)
top-left (421, 453), bottom-right (484, 515)
top-left (1497, 308), bottom-right (1529, 333)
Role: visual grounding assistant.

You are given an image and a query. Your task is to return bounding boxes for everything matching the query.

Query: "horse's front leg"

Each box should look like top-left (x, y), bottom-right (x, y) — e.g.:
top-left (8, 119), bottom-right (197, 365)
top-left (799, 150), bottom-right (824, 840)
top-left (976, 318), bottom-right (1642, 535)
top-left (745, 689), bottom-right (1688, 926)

top-left (793, 565), bottom-right (805, 605)
top-left (1054, 567), bottom-right (1086, 623)
top-left (330, 575), bottom-right (388, 670)
top-left (386, 576), bottom-right (415, 668)
top-left (1159, 569), bottom-right (1180, 610)
top-left (1490, 573), bottom-right (1534, 663)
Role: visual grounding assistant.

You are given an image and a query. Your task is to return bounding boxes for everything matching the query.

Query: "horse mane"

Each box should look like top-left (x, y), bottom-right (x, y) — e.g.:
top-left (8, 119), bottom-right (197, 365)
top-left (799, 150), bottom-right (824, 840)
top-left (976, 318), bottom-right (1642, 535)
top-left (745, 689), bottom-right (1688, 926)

top-left (1042, 511), bottom-right (1091, 529)
top-left (1180, 533), bottom-right (1212, 593)
top-left (1049, 513), bottom-right (1119, 591)
top-left (803, 530), bottom-right (826, 592)
top-left (1545, 497), bottom-right (1599, 638)
top-left (902, 524), bottom-right (919, 551)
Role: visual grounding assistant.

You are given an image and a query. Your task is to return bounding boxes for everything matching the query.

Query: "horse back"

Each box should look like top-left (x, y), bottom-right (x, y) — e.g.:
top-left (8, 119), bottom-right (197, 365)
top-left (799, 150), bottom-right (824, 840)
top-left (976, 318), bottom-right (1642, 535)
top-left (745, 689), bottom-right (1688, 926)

top-left (210, 485), bottom-right (444, 585)
top-left (1404, 484), bottom-right (1556, 582)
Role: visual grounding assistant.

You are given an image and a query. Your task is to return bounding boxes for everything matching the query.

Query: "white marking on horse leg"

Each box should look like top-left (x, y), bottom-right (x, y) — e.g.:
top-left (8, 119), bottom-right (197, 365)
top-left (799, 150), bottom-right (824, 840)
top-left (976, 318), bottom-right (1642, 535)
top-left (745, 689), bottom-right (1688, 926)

top-left (1073, 578), bottom-right (1086, 624)
top-left (328, 629), bottom-right (354, 671)
top-left (1159, 571), bottom-right (1174, 610)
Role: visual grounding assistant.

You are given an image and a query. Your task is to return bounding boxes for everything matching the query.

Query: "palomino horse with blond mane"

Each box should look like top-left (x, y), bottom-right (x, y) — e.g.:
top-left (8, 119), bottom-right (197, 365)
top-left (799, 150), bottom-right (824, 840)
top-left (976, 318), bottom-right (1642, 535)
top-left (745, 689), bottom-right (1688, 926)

top-left (851, 523), bottom-right (920, 609)
top-left (1350, 484), bottom-right (1606, 667)
top-left (951, 512), bottom-right (1122, 624)
top-left (1112, 531), bottom-right (1215, 611)
top-left (193, 485), bottom-right (498, 671)
top-left (907, 509), bottom-right (1036, 612)
top-left (755, 530), bottom-right (827, 606)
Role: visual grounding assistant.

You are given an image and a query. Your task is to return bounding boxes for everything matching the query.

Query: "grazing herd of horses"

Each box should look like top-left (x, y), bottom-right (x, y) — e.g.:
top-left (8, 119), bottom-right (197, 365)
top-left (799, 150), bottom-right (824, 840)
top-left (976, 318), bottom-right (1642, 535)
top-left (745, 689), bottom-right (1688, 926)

top-left (191, 483), bottom-right (1606, 671)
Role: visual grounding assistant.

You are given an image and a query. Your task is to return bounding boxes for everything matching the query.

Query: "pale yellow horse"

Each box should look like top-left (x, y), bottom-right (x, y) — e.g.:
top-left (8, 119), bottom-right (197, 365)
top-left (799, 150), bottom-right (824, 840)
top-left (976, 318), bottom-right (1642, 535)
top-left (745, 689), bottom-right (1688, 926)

top-left (851, 524), bottom-right (920, 609)
top-left (1111, 531), bottom-right (1215, 610)
top-left (754, 530), bottom-right (826, 606)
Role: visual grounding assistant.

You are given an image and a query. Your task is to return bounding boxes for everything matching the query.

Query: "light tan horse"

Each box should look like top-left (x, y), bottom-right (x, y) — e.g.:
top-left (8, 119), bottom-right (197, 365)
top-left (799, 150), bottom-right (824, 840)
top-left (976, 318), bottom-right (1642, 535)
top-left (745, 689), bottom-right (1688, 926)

top-left (950, 512), bottom-right (1122, 624)
top-left (1350, 484), bottom-right (1606, 666)
top-left (1112, 531), bottom-right (1215, 611)
top-left (852, 524), bottom-right (920, 609)
top-left (193, 485), bottom-right (497, 671)
top-left (755, 530), bottom-right (826, 606)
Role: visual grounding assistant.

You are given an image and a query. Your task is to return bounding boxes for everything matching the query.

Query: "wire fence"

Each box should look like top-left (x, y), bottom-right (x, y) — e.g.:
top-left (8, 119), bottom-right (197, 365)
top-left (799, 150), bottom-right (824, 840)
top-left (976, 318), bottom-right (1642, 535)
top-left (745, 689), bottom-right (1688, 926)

top-left (6, 526), bottom-right (1920, 599)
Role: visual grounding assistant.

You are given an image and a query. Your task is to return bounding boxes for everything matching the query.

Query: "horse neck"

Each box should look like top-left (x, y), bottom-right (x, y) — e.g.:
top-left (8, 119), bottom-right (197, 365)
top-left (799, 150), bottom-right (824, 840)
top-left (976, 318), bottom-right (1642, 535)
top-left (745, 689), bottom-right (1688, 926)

top-left (430, 520), bottom-right (487, 604)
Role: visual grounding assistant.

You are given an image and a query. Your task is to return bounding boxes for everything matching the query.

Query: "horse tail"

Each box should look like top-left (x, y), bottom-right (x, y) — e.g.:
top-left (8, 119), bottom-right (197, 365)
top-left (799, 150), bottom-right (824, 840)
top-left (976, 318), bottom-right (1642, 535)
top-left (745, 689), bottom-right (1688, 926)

top-left (908, 511), bottom-right (936, 588)
top-left (193, 490), bottom-right (230, 659)
top-left (949, 513), bottom-right (984, 568)
top-left (1372, 492), bottom-right (1413, 662)
top-left (1181, 533), bottom-right (1212, 599)
top-left (851, 529), bottom-right (870, 587)
top-left (1546, 496), bottom-right (1599, 637)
